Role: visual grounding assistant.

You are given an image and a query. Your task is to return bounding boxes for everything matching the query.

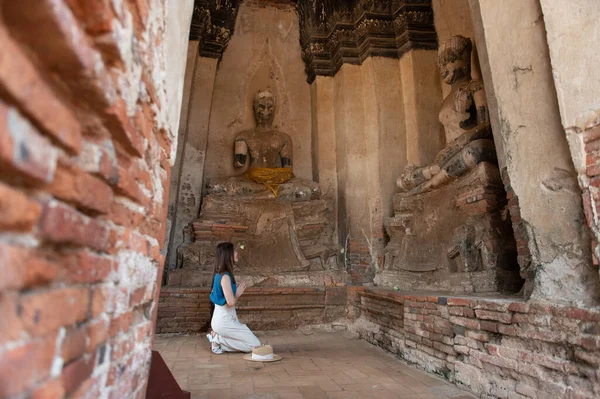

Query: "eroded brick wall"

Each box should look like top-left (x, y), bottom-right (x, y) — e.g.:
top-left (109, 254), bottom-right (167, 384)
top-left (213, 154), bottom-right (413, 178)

top-left (158, 287), bottom-right (348, 333)
top-left (0, 1), bottom-right (184, 397)
top-left (578, 121), bottom-right (600, 265)
top-left (350, 287), bottom-right (600, 399)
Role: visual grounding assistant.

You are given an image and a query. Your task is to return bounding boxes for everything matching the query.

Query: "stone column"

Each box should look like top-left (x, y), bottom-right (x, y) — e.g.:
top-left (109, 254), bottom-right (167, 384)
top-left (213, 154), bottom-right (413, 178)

top-left (329, 60), bottom-right (407, 282)
top-left (310, 76), bottom-right (338, 238)
top-left (469, 0), bottom-right (599, 305)
top-left (362, 57), bottom-right (407, 268)
top-left (399, 50), bottom-right (444, 166)
top-left (165, 55), bottom-right (218, 269)
top-left (539, 0), bottom-right (600, 280)
top-left (165, 40), bottom-right (198, 254)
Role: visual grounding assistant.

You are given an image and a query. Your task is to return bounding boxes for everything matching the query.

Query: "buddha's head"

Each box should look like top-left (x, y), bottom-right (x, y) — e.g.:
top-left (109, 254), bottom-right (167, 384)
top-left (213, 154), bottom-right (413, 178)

top-left (437, 35), bottom-right (472, 85)
top-left (253, 90), bottom-right (275, 126)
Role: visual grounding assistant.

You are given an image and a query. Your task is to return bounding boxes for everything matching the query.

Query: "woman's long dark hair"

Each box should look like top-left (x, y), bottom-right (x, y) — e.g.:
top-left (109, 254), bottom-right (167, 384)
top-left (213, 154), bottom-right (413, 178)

top-left (213, 242), bottom-right (236, 284)
top-left (209, 242), bottom-right (237, 325)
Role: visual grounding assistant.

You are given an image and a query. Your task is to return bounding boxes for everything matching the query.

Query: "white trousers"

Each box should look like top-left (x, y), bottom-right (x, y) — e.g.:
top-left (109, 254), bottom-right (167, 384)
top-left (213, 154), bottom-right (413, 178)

top-left (211, 304), bottom-right (260, 353)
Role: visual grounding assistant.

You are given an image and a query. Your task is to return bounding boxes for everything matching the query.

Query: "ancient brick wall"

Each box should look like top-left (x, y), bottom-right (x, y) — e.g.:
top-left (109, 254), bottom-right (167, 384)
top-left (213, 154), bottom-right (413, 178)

top-left (578, 121), bottom-right (600, 265)
top-left (346, 237), bottom-right (375, 285)
top-left (157, 287), bottom-right (348, 333)
top-left (349, 287), bottom-right (600, 399)
top-left (0, 1), bottom-right (189, 397)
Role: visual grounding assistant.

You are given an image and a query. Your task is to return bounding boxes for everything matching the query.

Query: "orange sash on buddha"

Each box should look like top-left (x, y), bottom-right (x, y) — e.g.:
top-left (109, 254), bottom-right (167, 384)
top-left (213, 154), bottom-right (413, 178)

top-left (244, 167), bottom-right (294, 198)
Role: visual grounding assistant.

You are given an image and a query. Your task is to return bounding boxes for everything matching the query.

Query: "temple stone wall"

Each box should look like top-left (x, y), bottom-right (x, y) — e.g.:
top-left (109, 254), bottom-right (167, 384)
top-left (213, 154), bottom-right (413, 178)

top-left (469, 0), bottom-right (600, 305)
top-left (0, 0), bottom-right (192, 397)
top-left (203, 0), bottom-right (312, 183)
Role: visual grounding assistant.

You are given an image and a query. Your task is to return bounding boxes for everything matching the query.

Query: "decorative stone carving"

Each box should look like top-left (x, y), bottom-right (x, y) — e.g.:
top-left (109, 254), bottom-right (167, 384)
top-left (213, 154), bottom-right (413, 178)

top-left (190, 0), bottom-right (242, 59)
top-left (379, 35), bottom-right (522, 294)
top-left (298, 0), bottom-right (437, 83)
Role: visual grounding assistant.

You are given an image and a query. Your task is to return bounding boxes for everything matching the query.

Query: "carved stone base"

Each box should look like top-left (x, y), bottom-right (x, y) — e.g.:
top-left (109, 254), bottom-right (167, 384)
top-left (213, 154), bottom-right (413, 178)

top-left (170, 191), bottom-right (345, 287)
top-left (380, 162), bottom-right (522, 294)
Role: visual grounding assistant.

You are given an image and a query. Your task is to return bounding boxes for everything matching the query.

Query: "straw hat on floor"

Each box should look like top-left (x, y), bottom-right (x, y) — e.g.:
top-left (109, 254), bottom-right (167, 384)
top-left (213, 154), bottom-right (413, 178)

top-left (243, 345), bottom-right (281, 362)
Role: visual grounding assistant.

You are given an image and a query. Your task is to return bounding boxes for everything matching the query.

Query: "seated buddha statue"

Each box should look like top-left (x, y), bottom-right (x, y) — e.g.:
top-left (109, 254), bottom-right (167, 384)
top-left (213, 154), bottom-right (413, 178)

top-left (207, 89), bottom-right (319, 201)
top-left (396, 35), bottom-right (497, 195)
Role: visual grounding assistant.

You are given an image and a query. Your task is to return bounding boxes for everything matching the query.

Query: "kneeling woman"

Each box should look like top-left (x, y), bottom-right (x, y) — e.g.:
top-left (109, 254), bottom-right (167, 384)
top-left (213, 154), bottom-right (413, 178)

top-left (208, 242), bottom-right (261, 354)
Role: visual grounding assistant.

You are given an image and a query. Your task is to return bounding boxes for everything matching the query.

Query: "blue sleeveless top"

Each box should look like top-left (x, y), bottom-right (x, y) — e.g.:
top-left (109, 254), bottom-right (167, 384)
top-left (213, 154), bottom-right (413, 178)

top-left (210, 272), bottom-right (237, 306)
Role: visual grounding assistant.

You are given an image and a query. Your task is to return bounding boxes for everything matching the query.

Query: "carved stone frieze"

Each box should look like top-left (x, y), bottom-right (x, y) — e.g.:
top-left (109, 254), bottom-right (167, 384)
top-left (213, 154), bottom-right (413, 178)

top-left (298, 0), bottom-right (437, 82)
top-left (190, 0), bottom-right (242, 59)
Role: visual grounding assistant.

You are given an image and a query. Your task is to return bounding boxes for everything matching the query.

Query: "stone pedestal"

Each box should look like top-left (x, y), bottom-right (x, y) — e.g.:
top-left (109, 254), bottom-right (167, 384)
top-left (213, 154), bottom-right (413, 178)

top-left (167, 180), bottom-right (347, 287)
top-left (377, 162), bottom-right (522, 294)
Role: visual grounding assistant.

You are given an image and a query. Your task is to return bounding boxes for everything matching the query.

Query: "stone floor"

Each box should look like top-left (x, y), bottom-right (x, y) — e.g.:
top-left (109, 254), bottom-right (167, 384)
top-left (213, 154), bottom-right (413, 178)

top-left (153, 330), bottom-right (477, 399)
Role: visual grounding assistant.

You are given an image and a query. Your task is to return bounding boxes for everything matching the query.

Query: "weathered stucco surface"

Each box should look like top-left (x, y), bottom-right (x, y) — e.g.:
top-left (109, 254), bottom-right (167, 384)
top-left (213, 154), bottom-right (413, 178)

top-left (539, 0), bottom-right (600, 130)
top-left (470, 0), bottom-right (599, 305)
top-left (203, 0), bottom-right (312, 183)
top-left (166, 57), bottom-right (218, 269)
top-left (399, 50), bottom-right (443, 166)
top-left (165, 41), bottom-right (198, 258)
top-left (164, 0), bottom-right (195, 159)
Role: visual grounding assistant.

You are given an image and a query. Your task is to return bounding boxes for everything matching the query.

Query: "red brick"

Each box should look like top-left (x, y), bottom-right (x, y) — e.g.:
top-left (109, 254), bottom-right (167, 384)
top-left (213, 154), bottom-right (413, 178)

top-left (1, 0), bottom-right (146, 160)
top-left (0, 332), bottom-right (58, 397)
top-left (87, 317), bottom-right (110, 351)
top-left (449, 316), bottom-right (481, 330)
top-left (129, 286), bottom-right (151, 307)
top-left (0, 244), bottom-right (58, 291)
top-left (135, 321), bottom-right (153, 342)
top-left (64, 0), bottom-right (115, 35)
top-left (0, 25), bottom-right (81, 154)
top-left (20, 287), bottom-right (90, 337)
top-left (108, 200), bottom-right (145, 228)
top-left (0, 181), bottom-right (42, 230)
top-left (112, 335), bottom-right (135, 360)
top-left (61, 353), bottom-right (96, 395)
top-left (580, 336), bottom-right (600, 351)
top-left (91, 284), bottom-right (116, 318)
top-left (475, 309), bottom-right (512, 324)
top-left (0, 103), bottom-right (57, 184)
top-left (31, 378), bottom-right (65, 399)
top-left (110, 312), bottom-right (133, 336)
top-left (61, 250), bottom-right (114, 284)
top-left (75, 139), bottom-right (119, 184)
top-left (0, 293), bottom-right (25, 344)
top-left (37, 200), bottom-right (109, 251)
top-left (62, 325), bottom-right (88, 364)
top-left (583, 124), bottom-right (600, 143)
top-left (69, 375), bottom-right (101, 399)
top-left (447, 298), bottom-right (471, 307)
top-left (449, 306), bottom-right (475, 318)
top-left (466, 330), bottom-right (491, 342)
top-left (498, 324), bottom-right (517, 336)
top-left (508, 302), bottom-right (530, 313)
top-left (48, 162), bottom-right (114, 214)
top-left (107, 99), bottom-right (144, 157)
top-left (561, 307), bottom-right (600, 322)
top-left (115, 165), bottom-right (147, 205)
top-left (480, 321), bottom-right (499, 333)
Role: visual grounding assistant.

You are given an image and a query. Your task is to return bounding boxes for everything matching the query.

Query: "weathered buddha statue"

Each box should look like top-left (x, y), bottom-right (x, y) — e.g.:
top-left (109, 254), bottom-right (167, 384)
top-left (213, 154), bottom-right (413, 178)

top-left (208, 89), bottom-right (319, 200)
top-left (396, 35), bottom-right (496, 195)
top-left (234, 90), bottom-right (294, 197)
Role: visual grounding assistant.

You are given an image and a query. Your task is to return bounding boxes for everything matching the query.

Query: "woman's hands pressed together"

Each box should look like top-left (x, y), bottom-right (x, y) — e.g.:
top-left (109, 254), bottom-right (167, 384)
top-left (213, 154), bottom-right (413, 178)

top-left (236, 280), bottom-right (248, 298)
